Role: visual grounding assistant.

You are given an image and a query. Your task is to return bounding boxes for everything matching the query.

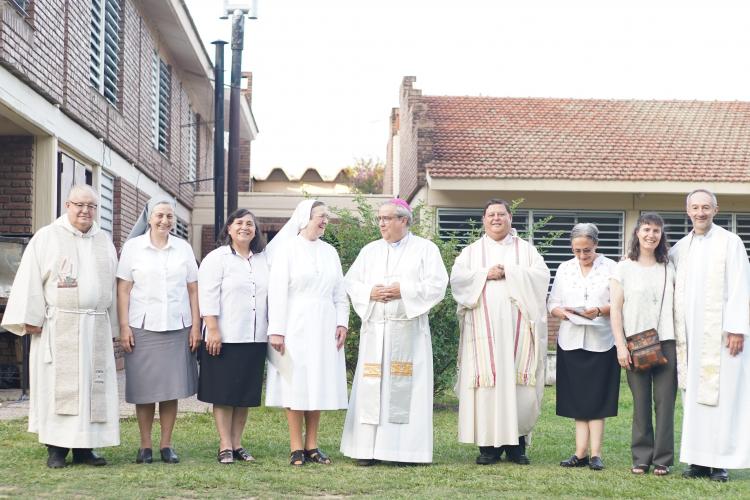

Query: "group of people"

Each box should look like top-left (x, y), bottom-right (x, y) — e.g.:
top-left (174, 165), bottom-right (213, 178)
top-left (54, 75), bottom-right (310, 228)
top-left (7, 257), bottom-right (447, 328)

top-left (2, 186), bottom-right (748, 482)
top-left (548, 189), bottom-right (749, 482)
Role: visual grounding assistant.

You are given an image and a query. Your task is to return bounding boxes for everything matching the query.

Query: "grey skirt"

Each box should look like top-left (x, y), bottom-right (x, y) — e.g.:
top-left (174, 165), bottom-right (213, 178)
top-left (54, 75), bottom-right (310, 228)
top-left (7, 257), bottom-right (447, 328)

top-left (124, 326), bottom-right (198, 404)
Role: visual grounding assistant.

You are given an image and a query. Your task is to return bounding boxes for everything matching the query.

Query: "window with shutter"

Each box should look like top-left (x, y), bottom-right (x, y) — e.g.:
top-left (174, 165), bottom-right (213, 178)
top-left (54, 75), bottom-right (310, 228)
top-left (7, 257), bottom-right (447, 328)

top-left (89, 0), bottom-right (122, 106)
top-left (8, 0), bottom-right (29, 15)
top-left (99, 172), bottom-right (115, 238)
top-left (437, 208), bottom-right (625, 287)
top-left (656, 212), bottom-right (750, 258)
top-left (188, 112), bottom-right (199, 181)
top-left (171, 217), bottom-right (189, 241)
top-left (151, 52), bottom-right (171, 155)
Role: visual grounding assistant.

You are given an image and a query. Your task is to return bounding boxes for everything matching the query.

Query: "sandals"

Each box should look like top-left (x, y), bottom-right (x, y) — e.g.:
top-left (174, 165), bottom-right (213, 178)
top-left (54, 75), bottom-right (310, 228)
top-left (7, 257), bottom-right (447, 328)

top-left (233, 447), bottom-right (256, 462)
top-left (217, 449), bottom-right (234, 464)
top-left (290, 449), bottom-right (305, 467)
top-left (653, 465), bottom-right (670, 476)
top-left (304, 448), bottom-right (332, 465)
top-left (631, 464), bottom-right (649, 475)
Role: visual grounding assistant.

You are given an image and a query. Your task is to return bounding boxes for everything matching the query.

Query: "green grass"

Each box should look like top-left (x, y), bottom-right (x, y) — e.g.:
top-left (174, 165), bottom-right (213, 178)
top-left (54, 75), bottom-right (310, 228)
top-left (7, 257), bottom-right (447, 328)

top-left (0, 378), bottom-right (748, 498)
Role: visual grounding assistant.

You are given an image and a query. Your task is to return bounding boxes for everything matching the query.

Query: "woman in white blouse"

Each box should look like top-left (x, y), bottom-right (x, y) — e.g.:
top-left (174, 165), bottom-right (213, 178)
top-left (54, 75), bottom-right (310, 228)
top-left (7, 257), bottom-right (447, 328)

top-left (197, 209), bottom-right (269, 465)
top-left (117, 200), bottom-right (200, 465)
top-left (548, 223), bottom-right (619, 472)
top-left (610, 213), bottom-right (676, 476)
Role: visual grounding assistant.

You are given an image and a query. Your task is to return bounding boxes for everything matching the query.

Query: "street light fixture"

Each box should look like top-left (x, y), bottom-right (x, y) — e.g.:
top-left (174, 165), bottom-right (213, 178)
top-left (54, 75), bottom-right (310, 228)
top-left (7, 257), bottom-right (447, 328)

top-left (221, 0), bottom-right (258, 215)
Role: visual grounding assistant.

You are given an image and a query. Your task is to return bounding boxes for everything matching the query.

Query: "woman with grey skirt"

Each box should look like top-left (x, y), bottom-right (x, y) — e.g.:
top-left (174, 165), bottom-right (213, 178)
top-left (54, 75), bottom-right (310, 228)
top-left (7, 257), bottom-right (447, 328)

top-left (116, 199), bottom-right (200, 465)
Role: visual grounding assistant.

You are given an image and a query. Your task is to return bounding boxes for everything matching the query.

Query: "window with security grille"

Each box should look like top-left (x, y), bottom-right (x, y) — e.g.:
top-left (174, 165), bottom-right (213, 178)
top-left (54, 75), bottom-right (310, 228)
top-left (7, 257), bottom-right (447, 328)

top-left (172, 217), bottom-right (189, 241)
top-left (188, 112), bottom-right (199, 181)
top-left (151, 52), bottom-right (171, 155)
top-left (90, 0), bottom-right (122, 106)
top-left (9, 0), bottom-right (30, 15)
top-left (437, 208), bottom-right (625, 285)
top-left (99, 171), bottom-right (115, 238)
top-left (655, 212), bottom-right (750, 258)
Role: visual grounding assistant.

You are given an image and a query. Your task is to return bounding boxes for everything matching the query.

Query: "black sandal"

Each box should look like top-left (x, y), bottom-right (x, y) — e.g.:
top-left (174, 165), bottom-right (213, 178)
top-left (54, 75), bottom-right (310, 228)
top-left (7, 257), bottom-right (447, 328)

top-left (290, 449), bottom-right (305, 467)
top-left (217, 449), bottom-right (234, 464)
top-left (233, 448), bottom-right (255, 462)
top-left (304, 448), bottom-right (332, 465)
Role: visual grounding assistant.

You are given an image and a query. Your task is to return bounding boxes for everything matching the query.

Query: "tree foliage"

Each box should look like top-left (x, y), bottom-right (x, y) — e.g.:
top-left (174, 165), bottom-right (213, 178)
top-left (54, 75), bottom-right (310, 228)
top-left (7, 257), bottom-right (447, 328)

top-left (341, 158), bottom-right (384, 194)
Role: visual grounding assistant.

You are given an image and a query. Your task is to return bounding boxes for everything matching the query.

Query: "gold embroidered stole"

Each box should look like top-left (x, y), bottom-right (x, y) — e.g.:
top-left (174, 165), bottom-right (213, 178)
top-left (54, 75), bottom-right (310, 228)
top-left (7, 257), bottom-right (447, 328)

top-left (674, 228), bottom-right (727, 406)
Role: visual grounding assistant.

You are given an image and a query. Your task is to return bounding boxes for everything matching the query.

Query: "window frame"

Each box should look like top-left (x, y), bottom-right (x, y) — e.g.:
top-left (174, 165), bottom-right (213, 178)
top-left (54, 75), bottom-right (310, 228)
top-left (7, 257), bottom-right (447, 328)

top-left (151, 51), bottom-right (171, 156)
top-left (89, 0), bottom-right (122, 107)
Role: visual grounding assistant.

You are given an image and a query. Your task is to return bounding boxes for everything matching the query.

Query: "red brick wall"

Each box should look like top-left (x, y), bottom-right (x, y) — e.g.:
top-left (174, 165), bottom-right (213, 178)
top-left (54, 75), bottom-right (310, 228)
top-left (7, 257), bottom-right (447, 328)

top-left (397, 76), bottom-right (431, 201)
top-left (112, 177), bottom-right (149, 253)
top-left (0, 1), bottom-right (205, 209)
top-left (201, 224), bottom-right (216, 259)
top-left (0, 136), bottom-right (33, 234)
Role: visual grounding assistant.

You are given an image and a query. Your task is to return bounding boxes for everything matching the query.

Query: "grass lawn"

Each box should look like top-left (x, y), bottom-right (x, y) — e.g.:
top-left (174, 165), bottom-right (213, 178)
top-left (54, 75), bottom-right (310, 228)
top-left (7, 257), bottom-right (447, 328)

top-left (0, 377), bottom-right (748, 498)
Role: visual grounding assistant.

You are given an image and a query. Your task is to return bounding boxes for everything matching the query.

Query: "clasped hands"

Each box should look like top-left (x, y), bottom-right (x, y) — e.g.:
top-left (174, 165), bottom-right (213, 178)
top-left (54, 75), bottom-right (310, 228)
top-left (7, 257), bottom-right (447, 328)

top-left (370, 283), bottom-right (401, 303)
top-left (486, 265), bottom-right (505, 281)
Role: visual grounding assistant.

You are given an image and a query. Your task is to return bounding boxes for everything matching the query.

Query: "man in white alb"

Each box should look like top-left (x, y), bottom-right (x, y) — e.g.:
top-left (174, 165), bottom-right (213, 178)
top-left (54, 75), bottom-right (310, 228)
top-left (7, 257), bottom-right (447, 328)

top-left (1, 185), bottom-right (119, 468)
top-left (340, 198), bottom-right (448, 465)
top-left (670, 188), bottom-right (750, 482)
top-left (450, 199), bottom-right (550, 465)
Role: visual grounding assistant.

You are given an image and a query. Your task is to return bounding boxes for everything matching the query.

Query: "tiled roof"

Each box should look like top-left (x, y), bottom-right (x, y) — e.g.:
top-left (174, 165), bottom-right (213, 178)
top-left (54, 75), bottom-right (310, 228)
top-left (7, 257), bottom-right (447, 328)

top-left (421, 97), bottom-right (750, 181)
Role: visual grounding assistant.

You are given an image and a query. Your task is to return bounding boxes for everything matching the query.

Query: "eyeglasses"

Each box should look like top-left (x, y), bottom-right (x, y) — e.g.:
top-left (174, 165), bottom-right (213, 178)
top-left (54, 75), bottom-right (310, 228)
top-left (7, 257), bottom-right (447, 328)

top-left (68, 202), bottom-right (98, 210)
top-left (377, 215), bottom-right (404, 223)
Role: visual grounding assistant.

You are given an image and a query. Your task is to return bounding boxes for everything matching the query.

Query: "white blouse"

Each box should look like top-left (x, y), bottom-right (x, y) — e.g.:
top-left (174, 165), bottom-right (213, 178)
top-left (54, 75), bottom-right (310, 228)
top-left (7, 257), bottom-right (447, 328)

top-left (548, 254), bottom-right (616, 352)
top-left (610, 259), bottom-right (675, 341)
top-left (198, 245), bottom-right (269, 343)
top-left (116, 232), bottom-right (198, 331)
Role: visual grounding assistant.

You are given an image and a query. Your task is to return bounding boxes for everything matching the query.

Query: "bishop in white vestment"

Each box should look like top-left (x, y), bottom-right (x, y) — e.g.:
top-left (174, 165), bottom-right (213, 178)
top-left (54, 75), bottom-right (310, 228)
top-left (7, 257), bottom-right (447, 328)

top-left (1, 185), bottom-right (119, 468)
top-left (670, 189), bottom-right (750, 482)
top-left (450, 200), bottom-right (550, 465)
top-left (340, 199), bottom-right (448, 464)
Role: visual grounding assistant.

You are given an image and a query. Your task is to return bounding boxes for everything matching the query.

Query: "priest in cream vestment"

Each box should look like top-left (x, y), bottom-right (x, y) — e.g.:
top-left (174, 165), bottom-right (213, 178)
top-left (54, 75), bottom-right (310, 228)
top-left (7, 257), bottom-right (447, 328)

top-left (1, 185), bottom-right (119, 468)
top-left (340, 199), bottom-right (448, 464)
top-left (670, 189), bottom-right (750, 482)
top-left (451, 199), bottom-right (550, 465)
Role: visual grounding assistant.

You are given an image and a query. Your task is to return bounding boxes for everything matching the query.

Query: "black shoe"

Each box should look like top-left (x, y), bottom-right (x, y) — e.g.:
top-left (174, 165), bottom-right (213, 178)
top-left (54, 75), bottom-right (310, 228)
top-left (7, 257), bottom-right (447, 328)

top-left (589, 456), bottom-right (604, 470)
top-left (355, 459), bottom-right (378, 467)
top-left (72, 448), bottom-right (107, 466)
top-left (506, 436), bottom-right (530, 465)
top-left (160, 447), bottom-right (179, 464)
top-left (46, 445), bottom-right (69, 469)
top-left (710, 468), bottom-right (729, 482)
top-left (136, 448), bottom-right (153, 464)
top-left (560, 455), bottom-right (589, 467)
top-left (682, 464), bottom-right (711, 479)
top-left (476, 446), bottom-right (501, 465)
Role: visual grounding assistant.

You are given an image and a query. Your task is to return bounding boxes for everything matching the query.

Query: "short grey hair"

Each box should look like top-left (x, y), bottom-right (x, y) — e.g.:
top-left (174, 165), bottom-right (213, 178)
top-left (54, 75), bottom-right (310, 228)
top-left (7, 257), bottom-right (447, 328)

top-left (380, 201), bottom-right (413, 226)
top-left (570, 223), bottom-right (599, 243)
top-left (66, 184), bottom-right (99, 202)
top-left (686, 188), bottom-right (718, 208)
top-left (147, 199), bottom-right (176, 219)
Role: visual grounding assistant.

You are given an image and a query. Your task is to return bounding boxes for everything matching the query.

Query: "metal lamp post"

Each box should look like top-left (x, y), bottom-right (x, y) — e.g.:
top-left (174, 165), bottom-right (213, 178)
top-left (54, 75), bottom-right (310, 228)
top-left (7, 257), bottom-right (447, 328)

top-left (222, 0), bottom-right (258, 215)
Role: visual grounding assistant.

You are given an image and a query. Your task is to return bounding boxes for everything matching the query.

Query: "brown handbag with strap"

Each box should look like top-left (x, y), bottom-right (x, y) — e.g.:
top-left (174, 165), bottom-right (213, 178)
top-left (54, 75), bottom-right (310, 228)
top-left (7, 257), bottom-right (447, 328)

top-left (626, 264), bottom-right (669, 372)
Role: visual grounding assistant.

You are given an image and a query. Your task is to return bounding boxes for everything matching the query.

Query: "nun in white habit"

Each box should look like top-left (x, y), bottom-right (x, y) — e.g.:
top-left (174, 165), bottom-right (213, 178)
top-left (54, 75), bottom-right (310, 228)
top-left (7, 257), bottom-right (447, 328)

top-left (265, 199), bottom-right (350, 466)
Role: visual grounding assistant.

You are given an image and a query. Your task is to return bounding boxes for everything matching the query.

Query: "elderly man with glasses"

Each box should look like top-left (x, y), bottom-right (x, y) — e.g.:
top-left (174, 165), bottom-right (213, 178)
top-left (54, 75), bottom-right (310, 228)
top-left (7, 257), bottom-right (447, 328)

top-left (340, 198), bottom-right (448, 466)
top-left (2, 184), bottom-right (120, 468)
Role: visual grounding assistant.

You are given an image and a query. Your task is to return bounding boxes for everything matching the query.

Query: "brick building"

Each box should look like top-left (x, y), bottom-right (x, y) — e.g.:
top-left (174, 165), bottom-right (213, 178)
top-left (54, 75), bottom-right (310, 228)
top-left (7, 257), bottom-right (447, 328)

top-left (387, 76), bottom-right (750, 348)
top-left (0, 0), bottom-right (257, 376)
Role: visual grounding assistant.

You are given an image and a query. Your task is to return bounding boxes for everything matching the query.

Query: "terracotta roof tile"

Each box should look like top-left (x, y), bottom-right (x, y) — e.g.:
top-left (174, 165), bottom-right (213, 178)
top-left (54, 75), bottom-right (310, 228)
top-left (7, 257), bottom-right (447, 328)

top-left (420, 96), bottom-right (750, 181)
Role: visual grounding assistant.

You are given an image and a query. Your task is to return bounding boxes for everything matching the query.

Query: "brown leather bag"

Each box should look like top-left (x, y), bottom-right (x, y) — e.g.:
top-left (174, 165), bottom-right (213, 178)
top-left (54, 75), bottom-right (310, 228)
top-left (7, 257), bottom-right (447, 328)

top-left (626, 264), bottom-right (669, 372)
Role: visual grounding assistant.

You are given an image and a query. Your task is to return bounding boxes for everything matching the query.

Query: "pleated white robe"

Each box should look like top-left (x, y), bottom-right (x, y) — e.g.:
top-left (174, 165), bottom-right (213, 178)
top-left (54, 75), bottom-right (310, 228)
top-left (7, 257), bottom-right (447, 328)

top-left (266, 236), bottom-right (350, 410)
top-left (1, 217), bottom-right (119, 448)
top-left (451, 234), bottom-right (550, 447)
top-left (340, 234), bottom-right (448, 463)
top-left (671, 225), bottom-right (750, 469)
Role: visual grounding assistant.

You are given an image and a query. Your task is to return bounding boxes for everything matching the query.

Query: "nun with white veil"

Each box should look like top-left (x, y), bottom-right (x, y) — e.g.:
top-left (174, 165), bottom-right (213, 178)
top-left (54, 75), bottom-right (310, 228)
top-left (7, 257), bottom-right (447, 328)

top-left (265, 199), bottom-right (350, 467)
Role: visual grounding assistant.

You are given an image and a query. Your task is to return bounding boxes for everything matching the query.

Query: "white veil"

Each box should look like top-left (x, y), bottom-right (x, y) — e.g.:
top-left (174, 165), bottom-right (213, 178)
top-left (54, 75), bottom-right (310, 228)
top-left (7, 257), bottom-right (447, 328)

top-left (265, 199), bottom-right (316, 264)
